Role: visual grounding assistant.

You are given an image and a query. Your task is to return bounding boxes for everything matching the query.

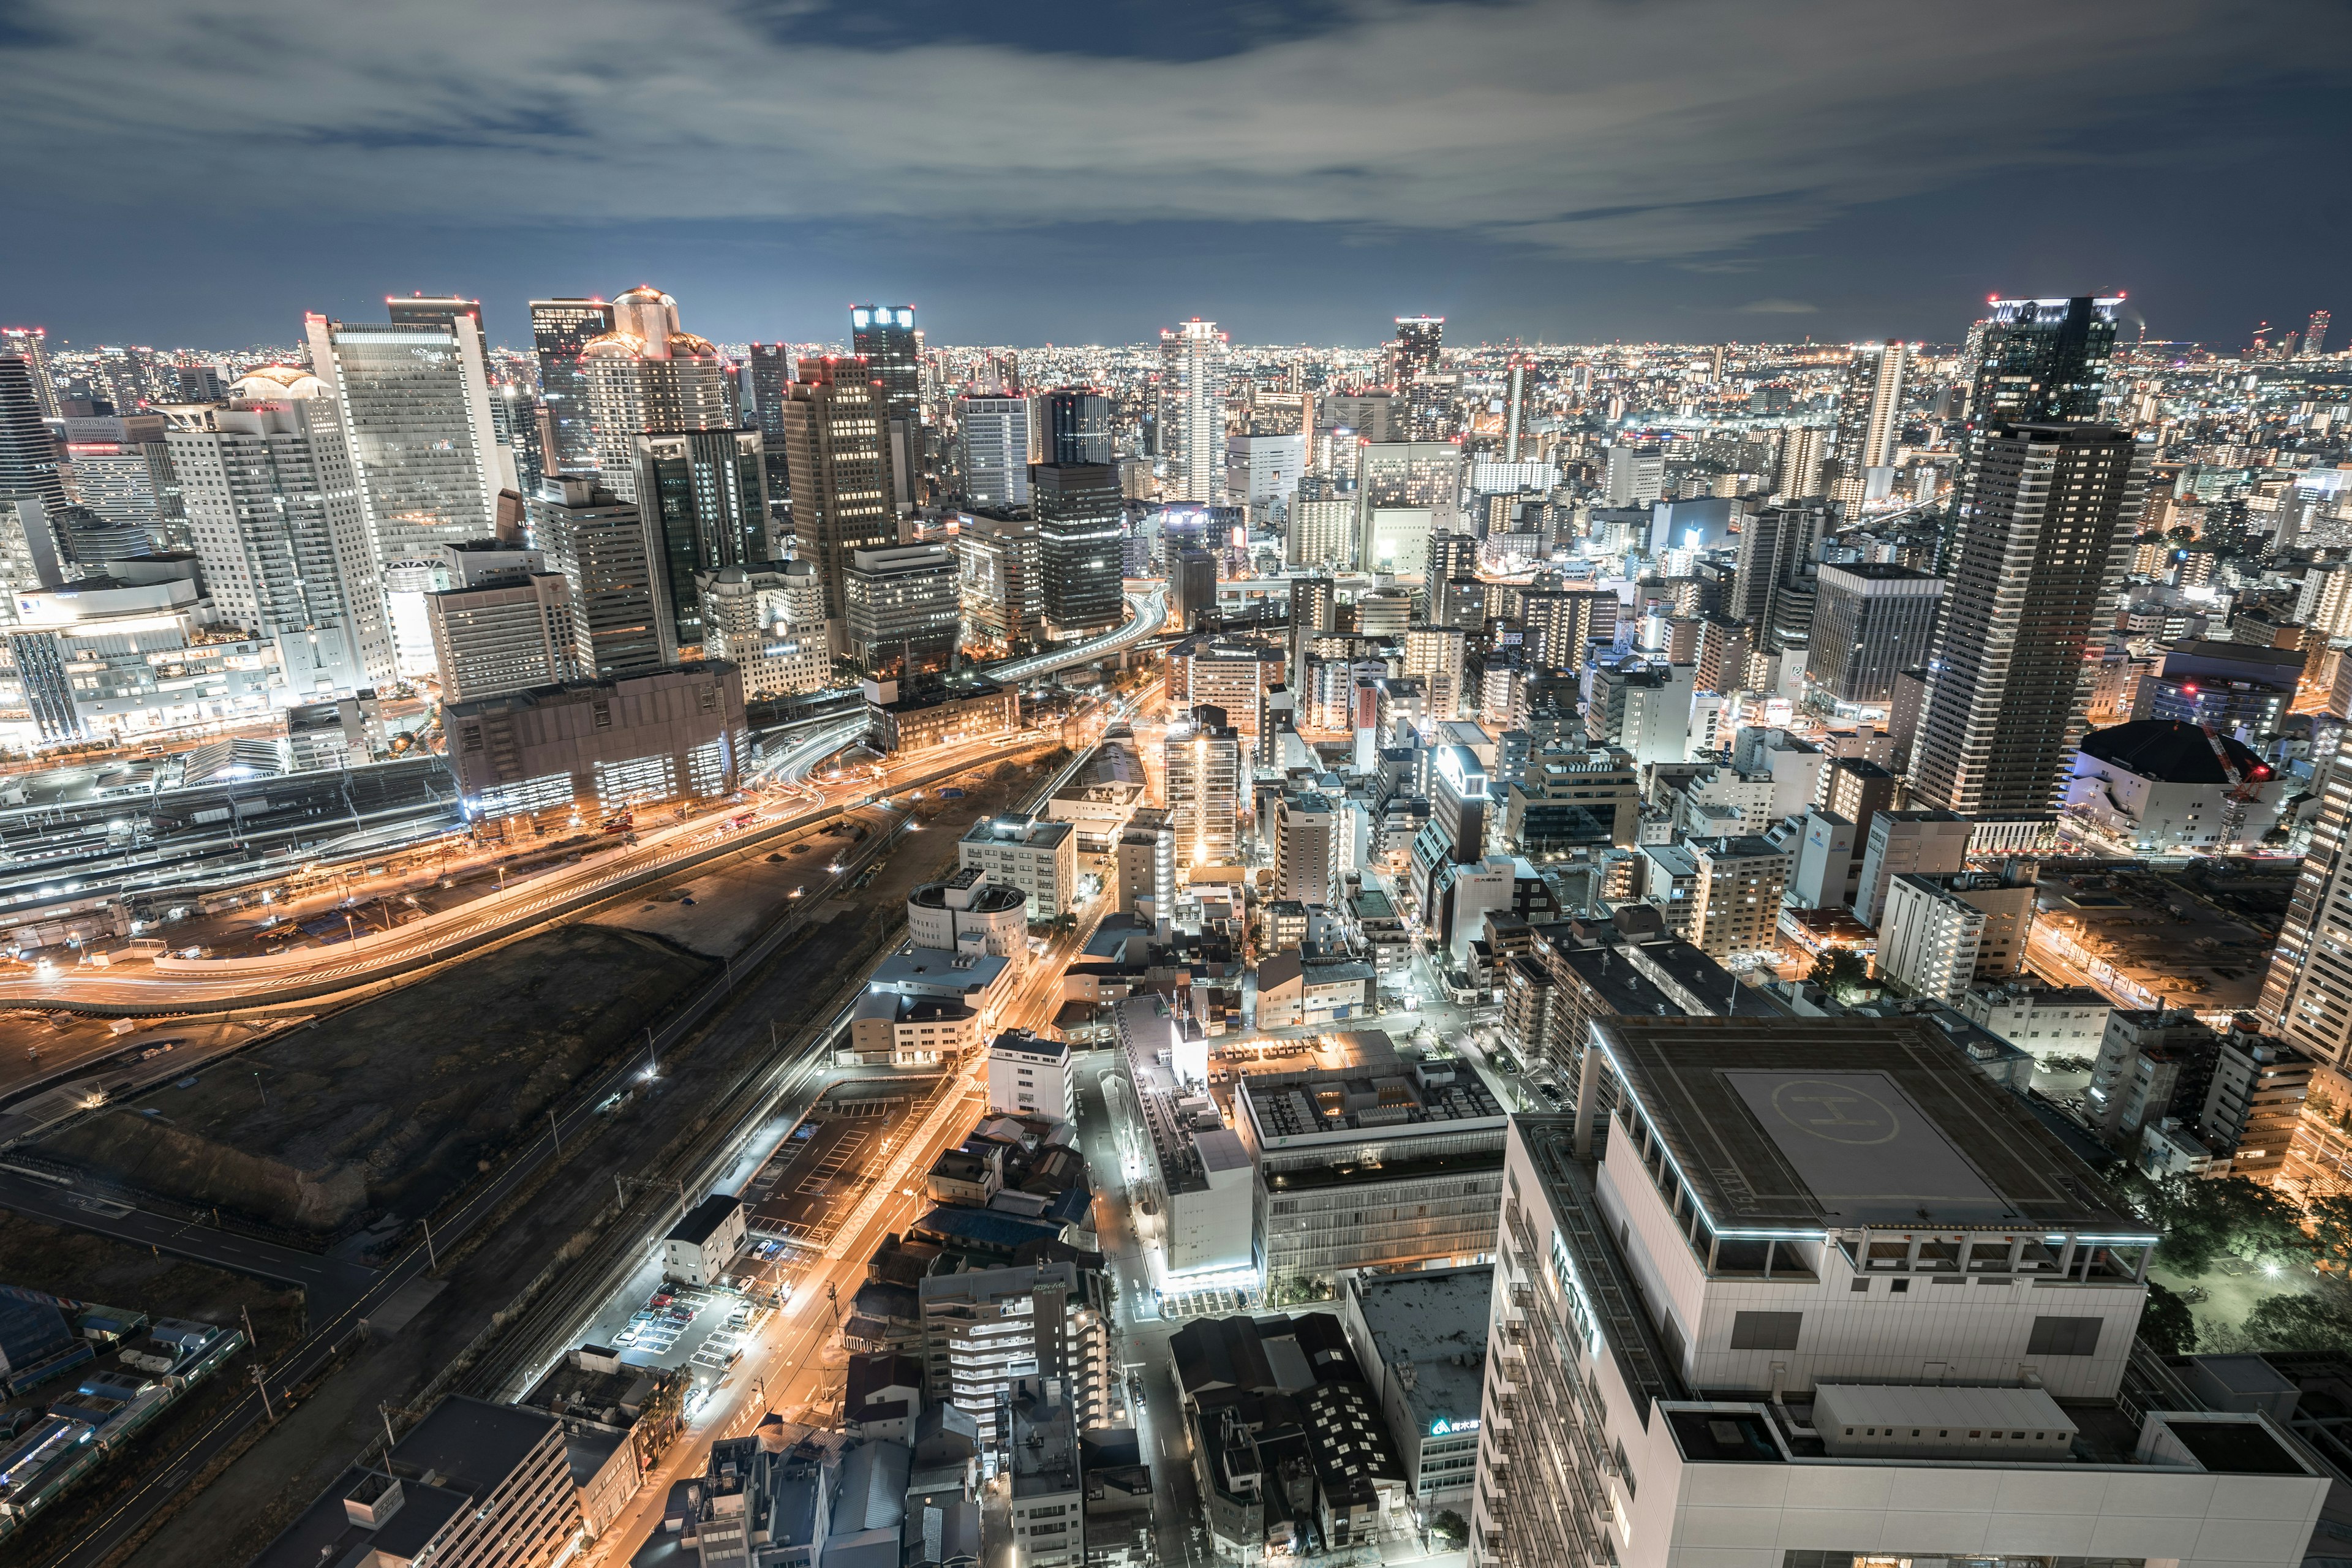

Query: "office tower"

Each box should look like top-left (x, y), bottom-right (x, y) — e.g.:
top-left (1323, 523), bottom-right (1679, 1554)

top-left (0, 496), bottom-right (67, 603)
top-left (528, 298), bottom-right (615, 480)
top-left (304, 307), bottom-right (500, 673)
top-left (1828, 340), bottom-right (1907, 506)
top-left (1730, 499), bottom-right (1831, 650)
top-left (1039, 388), bottom-right (1113, 465)
top-left (628, 428), bottom-right (769, 660)
top-left (1910, 423), bottom-right (2144, 815)
top-left (1965, 295), bottom-right (2122, 426)
top-left (850, 304), bottom-right (921, 428)
top-left (742, 344), bottom-right (795, 524)
top-left (842, 542), bottom-right (960, 678)
top-left (957, 510), bottom-right (1041, 650)
top-left (1468, 1018), bottom-right (2272, 1568)
top-left (1287, 477), bottom-right (1355, 568)
top-left (780, 357), bottom-right (897, 650)
top-left (1604, 443), bottom-right (1664, 507)
top-left (1853, 809), bottom-right (1973, 927)
top-left (1, 328), bottom-right (57, 419)
top-left (956, 393), bottom-right (1030, 508)
top-left (1175, 548), bottom-right (1217, 631)
top-left (170, 363), bottom-right (227, 404)
top-left (489, 376), bottom-right (543, 505)
top-left (1223, 432), bottom-right (1306, 518)
top-left (1807, 562), bottom-right (1943, 705)
top-left (1589, 657), bottom-right (1694, 767)
top-left (55, 402), bottom-right (171, 546)
top-left (1775, 424), bottom-right (1826, 497)
top-left (1355, 439), bottom-right (1461, 574)
top-left (1158, 320), bottom-right (1226, 503)
top-left (1031, 461), bottom-right (1123, 638)
top-left (1166, 705), bottom-right (1242, 867)
top-left (525, 475), bottom-right (661, 678)
top-left (1403, 624), bottom-right (1466, 721)
top-left (426, 543), bottom-right (582, 703)
top-left (698, 560), bottom-right (829, 699)
top-left (165, 369), bottom-right (398, 699)
top-left (579, 285), bottom-right (731, 500)
top-left (0, 352), bottom-right (67, 513)
top-left (1271, 793), bottom-right (1337, 907)
top-left (1389, 315), bottom-right (1443, 386)
top-left (2306, 309), bottom-right (2332, 360)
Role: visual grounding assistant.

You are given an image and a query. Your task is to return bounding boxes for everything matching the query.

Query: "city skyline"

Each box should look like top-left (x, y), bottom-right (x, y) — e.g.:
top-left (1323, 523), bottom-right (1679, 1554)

top-left (5, 0), bottom-right (2349, 347)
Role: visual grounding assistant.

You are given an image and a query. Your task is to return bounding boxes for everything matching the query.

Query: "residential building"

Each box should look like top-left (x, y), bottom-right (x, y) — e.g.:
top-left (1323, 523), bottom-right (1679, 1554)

top-left (1808, 562), bottom-right (1942, 706)
top-left (251, 1396), bottom-right (584, 1568)
top-left (1589, 657), bottom-right (1694, 767)
top-left (1683, 835), bottom-right (1789, 961)
top-left (1468, 1017), bottom-right (2326, 1568)
top-left (1911, 423), bottom-right (2146, 814)
top-left (1853, 809), bottom-right (1972, 927)
top-left (1403, 624), bottom-right (1468, 722)
top-left (1159, 320), bottom-right (1227, 503)
top-left (1959, 981), bottom-right (2113, 1061)
top-left (1518, 588), bottom-right (1614, 673)
top-left (443, 662), bottom-right (746, 820)
top-left (1170, 634), bottom-right (1284, 741)
top-left (1272, 793), bottom-right (1338, 907)
top-left (843, 543), bottom-right (959, 679)
top-left (165, 372), bottom-right (398, 698)
top-left (1115, 808), bottom-right (1177, 931)
top-left (919, 1262), bottom-right (1109, 1447)
top-left (696, 561), bottom-right (829, 699)
top-left (1964, 295), bottom-right (2123, 427)
top-left (958, 812), bottom-right (1077, 921)
top-left (663, 1194), bottom-right (747, 1288)
top-left (2200, 1031), bottom-right (2315, 1183)
top-left (1167, 706), bottom-right (1243, 869)
top-left (1827, 340), bottom-right (1907, 506)
top-left (1008, 1377), bottom-right (1086, 1568)
top-left (1877, 869), bottom-right (2037, 1005)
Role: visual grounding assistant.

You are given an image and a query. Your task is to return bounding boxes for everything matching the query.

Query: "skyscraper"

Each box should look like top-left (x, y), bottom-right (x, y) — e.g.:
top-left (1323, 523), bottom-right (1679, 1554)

top-left (1166, 705), bottom-right (1241, 867)
top-left (1158, 320), bottom-right (1226, 503)
top-left (0, 351), bottom-right (67, 513)
top-left (1, 328), bottom-right (58, 419)
top-left (1964, 296), bottom-right (2122, 427)
top-left (579, 285), bottom-right (732, 501)
top-left (632, 428), bottom-right (770, 660)
top-left (744, 344), bottom-right (795, 525)
top-left (303, 306), bottom-right (501, 674)
top-left (526, 475), bottom-right (660, 679)
top-left (1031, 461), bottom-right (1124, 638)
top-left (1039, 388), bottom-right (1113, 465)
top-left (1807, 562), bottom-right (1943, 706)
top-left (1828, 340), bottom-right (1907, 506)
top-left (529, 297), bottom-right (615, 478)
top-left (1355, 439), bottom-right (1461, 574)
top-left (1910, 422), bottom-right (2144, 815)
top-left (2305, 309), bottom-right (2333, 360)
top-left (1389, 315), bottom-right (1443, 386)
top-left (851, 304), bottom-right (921, 505)
top-left (956, 393), bottom-right (1030, 508)
top-left (426, 542), bottom-right (582, 703)
top-left (166, 366), bottom-right (398, 698)
top-left (2261, 722), bottom-right (2352, 1061)
top-left (780, 357), bottom-right (896, 653)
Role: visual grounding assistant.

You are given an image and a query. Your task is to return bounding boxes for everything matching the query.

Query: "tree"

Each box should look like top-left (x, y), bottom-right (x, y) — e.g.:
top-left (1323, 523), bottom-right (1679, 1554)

top-left (1804, 949), bottom-right (1874, 1005)
top-left (2242, 1293), bottom-right (2352, 1355)
top-left (1429, 1511), bottom-right (1469, 1550)
top-left (2137, 1279), bottom-right (2196, 1355)
top-left (2310, 1194), bottom-right (2352, 1274)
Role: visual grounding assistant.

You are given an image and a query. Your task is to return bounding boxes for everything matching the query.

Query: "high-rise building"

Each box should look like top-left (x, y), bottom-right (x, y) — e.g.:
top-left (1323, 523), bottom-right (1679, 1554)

top-left (698, 561), bottom-right (829, 699)
top-left (2261, 722), bottom-right (2352, 1063)
top-left (0, 351), bottom-right (67, 513)
top-left (1031, 461), bottom-right (1124, 638)
top-left (1166, 705), bottom-right (1242, 867)
top-left (957, 511), bottom-right (1041, 650)
top-left (426, 541), bottom-right (582, 703)
top-left (780, 357), bottom-right (896, 652)
top-left (2, 328), bottom-right (58, 420)
top-left (1158, 320), bottom-right (1226, 503)
top-left (1828, 340), bottom-right (1907, 506)
top-left (742, 344), bottom-right (796, 526)
top-left (842, 543), bottom-right (960, 679)
top-left (631, 427), bottom-right (769, 659)
top-left (852, 304), bottom-right (922, 506)
top-left (165, 368), bottom-right (398, 699)
top-left (1964, 295), bottom-right (2123, 427)
top-left (1774, 424), bottom-right (1827, 499)
top-left (1604, 443), bottom-right (1664, 508)
top-left (1356, 440), bottom-right (1461, 575)
top-left (1910, 423), bottom-right (2144, 815)
top-left (1039, 388), bottom-right (1113, 465)
top-left (2305, 309), bottom-right (2333, 360)
top-left (1272, 792), bottom-right (1338, 907)
top-left (1465, 1019), bottom-right (2296, 1568)
top-left (525, 475), bottom-right (661, 679)
top-left (1288, 478), bottom-right (1355, 568)
top-left (304, 307), bottom-right (501, 674)
top-left (956, 393), bottom-right (1030, 508)
top-left (1403, 624), bottom-right (1466, 722)
top-left (1807, 562), bottom-right (1943, 706)
top-left (579, 285), bottom-right (732, 501)
top-left (529, 297), bottom-right (615, 478)
top-left (1389, 315), bottom-right (1444, 387)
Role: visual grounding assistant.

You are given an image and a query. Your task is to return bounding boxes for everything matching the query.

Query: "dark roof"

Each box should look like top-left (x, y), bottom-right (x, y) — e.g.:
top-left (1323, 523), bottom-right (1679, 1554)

top-left (393, 1395), bottom-right (562, 1495)
top-left (905, 1205), bottom-right (1063, 1253)
top-left (666, 1193), bottom-right (744, 1248)
top-left (2078, 720), bottom-right (2267, 785)
top-left (1170, 1316), bottom-right (1276, 1401)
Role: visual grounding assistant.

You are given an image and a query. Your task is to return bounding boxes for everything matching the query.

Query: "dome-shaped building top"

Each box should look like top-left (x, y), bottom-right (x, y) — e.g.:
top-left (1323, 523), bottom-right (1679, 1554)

top-left (230, 364), bottom-right (329, 400)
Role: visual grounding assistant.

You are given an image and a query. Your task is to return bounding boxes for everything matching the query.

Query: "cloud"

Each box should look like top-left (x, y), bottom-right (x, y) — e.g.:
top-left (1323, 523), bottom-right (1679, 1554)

top-left (0, 0), bottom-right (2334, 266)
top-left (1736, 298), bottom-right (1820, 315)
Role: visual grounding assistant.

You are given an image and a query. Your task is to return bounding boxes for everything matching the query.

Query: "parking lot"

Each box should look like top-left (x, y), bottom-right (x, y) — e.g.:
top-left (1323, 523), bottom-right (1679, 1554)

top-left (579, 1276), bottom-right (772, 1381)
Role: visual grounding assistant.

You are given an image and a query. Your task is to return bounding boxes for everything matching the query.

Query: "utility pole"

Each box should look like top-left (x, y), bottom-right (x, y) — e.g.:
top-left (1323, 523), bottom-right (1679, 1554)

top-left (422, 1215), bottom-right (437, 1271)
top-left (253, 1365), bottom-right (275, 1422)
top-left (241, 1303), bottom-right (259, 1353)
top-left (549, 1108), bottom-right (561, 1155)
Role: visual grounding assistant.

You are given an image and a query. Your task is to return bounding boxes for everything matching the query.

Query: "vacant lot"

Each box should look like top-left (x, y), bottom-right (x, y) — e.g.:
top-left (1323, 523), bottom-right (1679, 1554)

top-left (31, 925), bottom-right (714, 1240)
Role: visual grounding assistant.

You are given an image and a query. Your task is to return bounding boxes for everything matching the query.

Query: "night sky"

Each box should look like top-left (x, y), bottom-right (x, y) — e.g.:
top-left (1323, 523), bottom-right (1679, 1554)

top-left (6, 0), bottom-right (2349, 350)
